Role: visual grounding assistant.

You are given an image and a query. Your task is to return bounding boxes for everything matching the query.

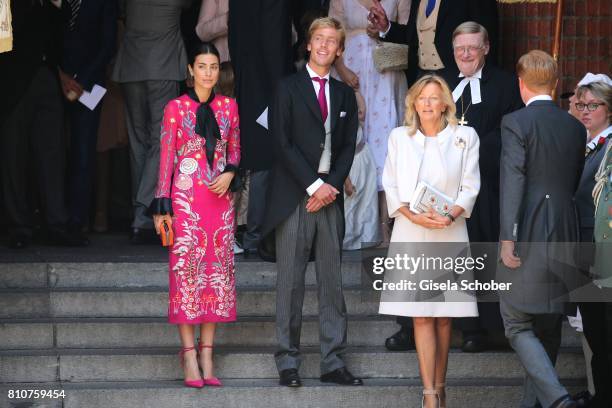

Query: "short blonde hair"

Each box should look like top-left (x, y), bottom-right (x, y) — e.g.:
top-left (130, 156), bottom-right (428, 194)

top-left (307, 17), bottom-right (346, 51)
top-left (452, 21), bottom-right (489, 45)
top-left (404, 75), bottom-right (457, 135)
top-left (516, 50), bottom-right (558, 92)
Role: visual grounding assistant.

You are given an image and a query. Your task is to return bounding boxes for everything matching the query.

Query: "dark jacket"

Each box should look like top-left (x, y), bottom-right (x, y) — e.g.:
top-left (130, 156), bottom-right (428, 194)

top-left (0, 0), bottom-right (68, 117)
top-left (61, 0), bottom-right (118, 91)
top-left (498, 100), bottom-right (586, 314)
top-left (259, 68), bottom-right (358, 260)
top-left (440, 64), bottom-right (523, 242)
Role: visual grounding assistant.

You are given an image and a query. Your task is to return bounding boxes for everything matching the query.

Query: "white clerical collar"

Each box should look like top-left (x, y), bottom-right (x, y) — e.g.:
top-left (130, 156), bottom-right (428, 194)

top-left (586, 125), bottom-right (612, 149)
top-left (526, 94), bottom-right (553, 106)
top-left (452, 66), bottom-right (483, 105)
top-left (306, 63), bottom-right (330, 81)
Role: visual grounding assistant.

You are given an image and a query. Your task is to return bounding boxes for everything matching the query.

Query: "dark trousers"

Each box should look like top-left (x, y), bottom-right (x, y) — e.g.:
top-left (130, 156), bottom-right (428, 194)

top-left (68, 99), bottom-right (102, 226)
top-left (579, 301), bottom-right (612, 407)
top-left (1, 66), bottom-right (68, 237)
top-left (242, 169), bottom-right (270, 250)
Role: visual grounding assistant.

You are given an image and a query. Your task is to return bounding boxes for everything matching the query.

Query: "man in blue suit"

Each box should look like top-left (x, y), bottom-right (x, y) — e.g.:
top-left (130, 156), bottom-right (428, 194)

top-left (59, 0), bottom-right (117, 233)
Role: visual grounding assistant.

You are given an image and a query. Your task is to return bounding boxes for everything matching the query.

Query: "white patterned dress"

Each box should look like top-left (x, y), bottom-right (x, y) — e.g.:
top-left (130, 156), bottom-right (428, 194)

top-left (330, 0), bottom-right (410, 190)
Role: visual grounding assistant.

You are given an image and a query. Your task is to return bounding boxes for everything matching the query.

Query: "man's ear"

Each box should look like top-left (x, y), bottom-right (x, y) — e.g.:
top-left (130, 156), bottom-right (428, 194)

top-left (483, 42), bottom-right (490, 56)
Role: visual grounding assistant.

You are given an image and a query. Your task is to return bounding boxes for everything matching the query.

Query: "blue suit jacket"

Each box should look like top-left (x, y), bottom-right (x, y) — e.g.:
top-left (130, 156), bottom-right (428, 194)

top-left (62, 0), bottom-right (117, 91)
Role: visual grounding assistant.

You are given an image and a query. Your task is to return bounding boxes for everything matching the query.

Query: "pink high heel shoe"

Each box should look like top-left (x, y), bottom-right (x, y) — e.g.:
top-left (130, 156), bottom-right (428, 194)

top-left (179, 346), bottom-right (204, 388)
top-left (198, 339), bottom-right (223, 387)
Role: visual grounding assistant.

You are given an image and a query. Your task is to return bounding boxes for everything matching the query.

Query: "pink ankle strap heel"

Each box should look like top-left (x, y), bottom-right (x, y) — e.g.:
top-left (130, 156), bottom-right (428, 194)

top-left (197, 340), bottom-right (223, 387)
top-left (179, 346), bottom-right (204, 388)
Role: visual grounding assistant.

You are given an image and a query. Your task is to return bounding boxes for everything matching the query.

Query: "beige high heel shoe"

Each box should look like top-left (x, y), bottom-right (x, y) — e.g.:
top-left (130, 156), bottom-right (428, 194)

top-left (422, 388), bottom-right (440, 408)
top-left (435, 383), bottom-right (446, 408)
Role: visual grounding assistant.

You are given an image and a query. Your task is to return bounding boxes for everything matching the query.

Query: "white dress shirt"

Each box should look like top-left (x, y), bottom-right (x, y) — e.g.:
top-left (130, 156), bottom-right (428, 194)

top-left (526, 94), bottom-right (553, 106)
top-left (305, 63), bottom-right (332, 196)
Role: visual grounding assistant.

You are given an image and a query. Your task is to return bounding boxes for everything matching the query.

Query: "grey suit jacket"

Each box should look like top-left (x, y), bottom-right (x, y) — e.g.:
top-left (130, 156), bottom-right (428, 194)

top-left (112, 0), bottom-right (191, 82)
top-left (498, 100), bottom-right (586, 314)
top-left (576, 135), bottom-right (611, 235)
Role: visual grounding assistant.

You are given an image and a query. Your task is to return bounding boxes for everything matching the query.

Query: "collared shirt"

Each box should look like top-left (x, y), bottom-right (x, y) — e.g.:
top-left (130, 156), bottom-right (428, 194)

top-left (305, 63), bottom-right (332, 196)
top-left (526, 94), bottom-right (553, 106)
top-left (452, 66), bottom-right (483, 104)
top-left (586, 125), bottom-right (612, 149)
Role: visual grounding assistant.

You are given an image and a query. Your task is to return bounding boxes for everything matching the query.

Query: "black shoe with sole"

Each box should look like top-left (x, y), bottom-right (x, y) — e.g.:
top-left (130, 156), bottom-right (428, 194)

top-left (320, 367), bottom-right (363, 386)
top-left (279, 368), bottom-right (302, 387)
top-left (385, 328), bottom-right (415, 351)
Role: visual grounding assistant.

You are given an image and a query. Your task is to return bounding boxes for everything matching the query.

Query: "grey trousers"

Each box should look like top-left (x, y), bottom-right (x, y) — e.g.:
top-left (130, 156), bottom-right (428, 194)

top-left (121, 80), bottom-right (180, 229)
top-left (275, 198), bottom-right (347, 375)
top-left (500, 299), bottom-right (567, 408)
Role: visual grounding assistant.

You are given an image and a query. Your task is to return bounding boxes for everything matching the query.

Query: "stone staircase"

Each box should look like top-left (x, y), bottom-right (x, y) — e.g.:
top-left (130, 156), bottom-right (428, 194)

top-left (0, 254), bottom-right (587, 408)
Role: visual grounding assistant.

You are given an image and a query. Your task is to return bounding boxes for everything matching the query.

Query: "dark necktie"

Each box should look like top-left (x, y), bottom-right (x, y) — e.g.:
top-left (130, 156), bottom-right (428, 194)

top-left (67, 0), bottom-right (81, 31)
top-left (311, 77), bottom-right (328, 123)
top-left (425, 0), bottom-right (436, 17)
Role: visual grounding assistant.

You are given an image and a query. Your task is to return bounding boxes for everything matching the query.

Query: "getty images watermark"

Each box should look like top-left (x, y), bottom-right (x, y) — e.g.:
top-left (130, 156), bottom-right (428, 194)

top-left (359, 242), bottom-right (612, 303)
top-left (370, 253), bottom-right (512, 293)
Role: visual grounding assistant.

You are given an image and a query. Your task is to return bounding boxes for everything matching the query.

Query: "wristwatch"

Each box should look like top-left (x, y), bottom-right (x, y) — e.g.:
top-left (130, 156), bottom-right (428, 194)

top-left (444, 212), bottom-right (455, 223)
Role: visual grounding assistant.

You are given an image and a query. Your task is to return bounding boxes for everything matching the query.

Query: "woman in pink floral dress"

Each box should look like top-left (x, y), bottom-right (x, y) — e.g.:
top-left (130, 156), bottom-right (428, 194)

top-left (150, 43), bottom-right (240, 388)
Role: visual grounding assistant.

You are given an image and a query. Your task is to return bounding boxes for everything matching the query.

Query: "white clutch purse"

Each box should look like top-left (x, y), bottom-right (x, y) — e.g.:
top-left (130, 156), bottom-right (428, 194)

top-left (409, 181), bottom-right (454, 215)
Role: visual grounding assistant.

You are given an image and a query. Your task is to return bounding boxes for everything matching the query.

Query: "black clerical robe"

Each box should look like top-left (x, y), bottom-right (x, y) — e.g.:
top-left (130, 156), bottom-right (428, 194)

top-left (441, 64), bottom-right (523, 243)
top-left (441, 64), bottom-right (523, 333)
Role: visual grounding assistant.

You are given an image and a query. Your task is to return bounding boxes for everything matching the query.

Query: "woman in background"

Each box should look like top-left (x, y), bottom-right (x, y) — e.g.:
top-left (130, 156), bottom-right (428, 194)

top-left (329, 0), bottom-right (410, 243)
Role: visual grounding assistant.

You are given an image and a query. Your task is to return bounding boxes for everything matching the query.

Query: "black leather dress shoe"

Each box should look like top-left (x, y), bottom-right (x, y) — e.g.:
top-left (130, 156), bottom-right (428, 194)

top-left (130, 228), bottom-right (157, 245)
top-left (461, 336), bottom-right (486, 353)
top-left (279, 369), bottom-right (302, 387)
top-left (385, 328), bottom-right (415, 351)
top-left (320, 367), bottom-right (363, 385)
top-left (551, 395), bottom-right (578, 408)
top-left (571, 390), bottom-right (592, 408)
top-left (242, 248), bottom-right (261, 260)
top-left (48, 226), bottom-right (89, 247)
top-left (8, 235), bottom-right (29, 249)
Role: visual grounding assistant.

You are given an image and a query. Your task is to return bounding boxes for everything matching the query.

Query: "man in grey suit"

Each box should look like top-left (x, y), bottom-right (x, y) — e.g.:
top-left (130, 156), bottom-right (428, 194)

top-left (498, 50), bottom-right (585, 408)
top-left (112, 0), bottom-right (191, 243)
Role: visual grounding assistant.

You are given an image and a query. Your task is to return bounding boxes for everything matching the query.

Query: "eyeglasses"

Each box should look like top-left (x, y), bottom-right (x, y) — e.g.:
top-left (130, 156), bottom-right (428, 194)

top-left (574, 102), bottom-right (605, 112)
top-left (453, 45), bottom-right (484, 55)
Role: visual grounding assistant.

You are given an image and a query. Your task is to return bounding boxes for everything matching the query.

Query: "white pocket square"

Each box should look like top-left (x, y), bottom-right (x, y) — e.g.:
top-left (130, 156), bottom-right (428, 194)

top-left (340, 111), bottom-right (347, 117)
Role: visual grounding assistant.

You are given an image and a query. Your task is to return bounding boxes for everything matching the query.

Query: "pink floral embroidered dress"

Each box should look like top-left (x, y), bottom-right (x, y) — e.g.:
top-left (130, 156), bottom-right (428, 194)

top-left (154, 93), bottom-right (240, 324)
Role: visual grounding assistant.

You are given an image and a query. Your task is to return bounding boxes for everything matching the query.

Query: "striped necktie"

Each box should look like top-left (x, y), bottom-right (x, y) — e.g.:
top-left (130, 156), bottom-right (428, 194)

top-left (67, 0), bottom-right (81, 31)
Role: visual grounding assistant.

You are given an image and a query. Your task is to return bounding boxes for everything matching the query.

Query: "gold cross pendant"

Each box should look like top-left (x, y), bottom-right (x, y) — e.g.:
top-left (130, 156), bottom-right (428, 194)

top-left (458, 115), bottom-right (468, 126)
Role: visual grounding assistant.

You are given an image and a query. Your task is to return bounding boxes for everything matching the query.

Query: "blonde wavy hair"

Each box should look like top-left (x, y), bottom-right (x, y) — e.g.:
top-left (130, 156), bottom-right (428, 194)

top-left (404, 75), bottom-right (457, 135)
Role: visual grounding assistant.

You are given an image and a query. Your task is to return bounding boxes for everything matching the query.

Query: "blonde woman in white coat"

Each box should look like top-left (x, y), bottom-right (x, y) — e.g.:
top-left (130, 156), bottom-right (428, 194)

top-left (379, 74), bottom-right (481, 408)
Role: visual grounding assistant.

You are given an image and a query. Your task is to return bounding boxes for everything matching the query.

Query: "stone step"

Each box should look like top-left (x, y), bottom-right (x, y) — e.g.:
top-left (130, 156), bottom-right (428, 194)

top-left (0, 288), bottom-right (379, 318)
top-left (0, 347), bottom-right (585, 383)
top-left (0, 317), bottom-right (581, 350)
top-left (0, 261), bottom-right (363, 289)
top-left (0, 379), bottom-right (586, 408)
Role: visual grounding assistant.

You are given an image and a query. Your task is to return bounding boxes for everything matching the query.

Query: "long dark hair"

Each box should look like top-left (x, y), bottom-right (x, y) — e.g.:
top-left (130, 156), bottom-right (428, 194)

top-left (188, 42), bottom-right (221, 67)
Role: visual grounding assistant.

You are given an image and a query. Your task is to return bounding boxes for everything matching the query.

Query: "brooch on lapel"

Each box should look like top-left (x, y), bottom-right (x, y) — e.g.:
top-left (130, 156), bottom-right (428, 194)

top-left (454, 135), bottom-right (466, 149)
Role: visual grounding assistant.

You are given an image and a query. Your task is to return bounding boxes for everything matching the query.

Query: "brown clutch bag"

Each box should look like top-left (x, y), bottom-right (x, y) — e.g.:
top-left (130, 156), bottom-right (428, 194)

top-left (160, 220), bottom-right (174, 247)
